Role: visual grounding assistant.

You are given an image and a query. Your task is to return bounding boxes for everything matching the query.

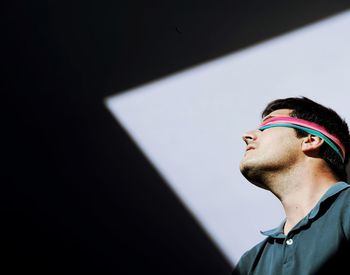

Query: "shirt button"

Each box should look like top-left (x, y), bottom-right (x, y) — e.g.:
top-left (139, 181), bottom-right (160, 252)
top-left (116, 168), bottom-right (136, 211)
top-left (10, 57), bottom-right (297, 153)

top-left (286, 239), bottom-right (293, 245)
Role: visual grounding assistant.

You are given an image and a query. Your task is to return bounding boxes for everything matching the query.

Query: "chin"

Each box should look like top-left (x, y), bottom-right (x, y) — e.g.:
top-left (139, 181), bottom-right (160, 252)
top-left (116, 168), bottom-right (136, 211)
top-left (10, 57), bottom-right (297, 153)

top-left (240, 160), bottom-right (257, 180)
top-left (240, 157), bottom-right (259, 174)
top-left (239, 160), bottom-right (268, 189)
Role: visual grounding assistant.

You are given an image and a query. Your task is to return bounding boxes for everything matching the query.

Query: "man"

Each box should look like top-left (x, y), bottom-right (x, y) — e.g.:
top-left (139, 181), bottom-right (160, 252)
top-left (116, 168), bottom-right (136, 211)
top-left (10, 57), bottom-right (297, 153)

top-left (233, 96), bottom-right (350, 275)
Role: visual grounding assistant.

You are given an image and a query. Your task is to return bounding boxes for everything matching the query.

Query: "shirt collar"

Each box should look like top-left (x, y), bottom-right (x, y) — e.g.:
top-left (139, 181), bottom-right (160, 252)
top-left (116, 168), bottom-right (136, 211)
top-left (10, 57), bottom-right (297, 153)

top-left (260, 181), bottom-right (350, 238)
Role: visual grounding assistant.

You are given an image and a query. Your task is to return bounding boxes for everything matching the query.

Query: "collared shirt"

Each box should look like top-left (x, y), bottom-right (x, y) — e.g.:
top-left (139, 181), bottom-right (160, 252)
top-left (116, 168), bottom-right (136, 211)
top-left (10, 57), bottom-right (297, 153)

top-left (233, 182), bottom-right (350, 275)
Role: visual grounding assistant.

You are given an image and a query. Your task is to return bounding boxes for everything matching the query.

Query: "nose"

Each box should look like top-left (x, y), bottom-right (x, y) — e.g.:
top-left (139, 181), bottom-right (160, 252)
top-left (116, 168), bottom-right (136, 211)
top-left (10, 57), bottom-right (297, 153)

top-left (242, 130), bottom-right (258, 145)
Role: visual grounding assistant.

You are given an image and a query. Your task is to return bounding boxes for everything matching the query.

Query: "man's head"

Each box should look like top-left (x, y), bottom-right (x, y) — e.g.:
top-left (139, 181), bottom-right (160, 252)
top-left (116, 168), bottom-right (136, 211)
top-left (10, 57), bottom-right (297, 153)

top-left (240, 96), bottom-right (350, 185)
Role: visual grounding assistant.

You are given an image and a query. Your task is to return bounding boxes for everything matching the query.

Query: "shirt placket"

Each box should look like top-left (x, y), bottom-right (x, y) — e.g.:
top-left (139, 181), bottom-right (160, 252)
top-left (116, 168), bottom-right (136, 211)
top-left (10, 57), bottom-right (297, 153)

top-left (282, 233), bottom-right (296, 275)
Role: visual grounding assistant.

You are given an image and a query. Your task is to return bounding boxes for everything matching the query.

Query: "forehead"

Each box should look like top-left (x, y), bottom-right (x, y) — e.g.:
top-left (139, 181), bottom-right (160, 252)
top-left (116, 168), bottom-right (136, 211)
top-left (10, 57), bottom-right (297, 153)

top-left (262, 109), bottom-right (293, 122)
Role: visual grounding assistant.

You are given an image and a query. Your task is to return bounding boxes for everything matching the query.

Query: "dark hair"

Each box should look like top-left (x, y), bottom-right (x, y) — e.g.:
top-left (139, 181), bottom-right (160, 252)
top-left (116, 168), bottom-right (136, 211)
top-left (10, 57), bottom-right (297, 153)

top-left (262, 96), bottom-right (350, 181)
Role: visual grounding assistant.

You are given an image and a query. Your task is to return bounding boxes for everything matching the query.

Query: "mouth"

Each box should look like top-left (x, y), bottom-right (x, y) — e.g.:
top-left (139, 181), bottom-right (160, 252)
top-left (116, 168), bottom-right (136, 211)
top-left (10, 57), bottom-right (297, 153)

top-left (245, 145), bottom-right (256, 152)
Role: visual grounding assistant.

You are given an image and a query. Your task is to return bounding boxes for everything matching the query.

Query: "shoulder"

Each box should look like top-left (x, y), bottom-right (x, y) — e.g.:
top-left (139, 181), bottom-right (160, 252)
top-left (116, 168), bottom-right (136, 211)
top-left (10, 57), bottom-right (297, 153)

top-left (330, 183), bottom-right (350, 239)
top-left (324, 182), bottom-right (350, 210)
top-left (233, 238), bottom-right (269, 274)
top-left (334, 183), bottom-right (350, 210)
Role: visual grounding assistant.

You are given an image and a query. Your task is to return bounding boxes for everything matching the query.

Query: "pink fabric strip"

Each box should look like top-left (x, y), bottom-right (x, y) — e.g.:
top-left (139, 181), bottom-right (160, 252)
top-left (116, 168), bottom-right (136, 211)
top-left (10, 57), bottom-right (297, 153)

top-left (260, 116), bottom-right (346, 158)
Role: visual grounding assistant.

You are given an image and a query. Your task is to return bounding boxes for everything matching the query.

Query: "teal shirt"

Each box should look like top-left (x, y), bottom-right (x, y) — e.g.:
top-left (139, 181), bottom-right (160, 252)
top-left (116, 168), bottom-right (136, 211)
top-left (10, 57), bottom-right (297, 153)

top-left (233, 182), bottom-right (350, 275)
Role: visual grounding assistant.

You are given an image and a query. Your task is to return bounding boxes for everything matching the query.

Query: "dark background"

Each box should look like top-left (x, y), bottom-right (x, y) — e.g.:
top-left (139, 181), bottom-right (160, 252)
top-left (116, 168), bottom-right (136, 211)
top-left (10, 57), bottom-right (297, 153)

top-left (3, 1), bottom-right (350, 274)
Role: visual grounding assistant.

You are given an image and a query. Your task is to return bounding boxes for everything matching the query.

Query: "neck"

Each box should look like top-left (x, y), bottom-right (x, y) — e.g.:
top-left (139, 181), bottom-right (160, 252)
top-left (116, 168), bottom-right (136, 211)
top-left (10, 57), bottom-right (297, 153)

top-left (264, 160), bottom-right (339, 235)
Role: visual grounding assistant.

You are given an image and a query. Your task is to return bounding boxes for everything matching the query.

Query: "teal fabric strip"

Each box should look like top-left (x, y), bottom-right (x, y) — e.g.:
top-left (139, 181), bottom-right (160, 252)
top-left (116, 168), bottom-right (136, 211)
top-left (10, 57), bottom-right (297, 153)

top-left (259, 123), bottom-right (344, 163)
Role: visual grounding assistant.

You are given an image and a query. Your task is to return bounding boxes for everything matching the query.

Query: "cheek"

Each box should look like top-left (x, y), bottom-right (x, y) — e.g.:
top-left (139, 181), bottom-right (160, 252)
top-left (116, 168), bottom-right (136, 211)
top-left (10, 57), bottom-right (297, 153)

top-left (259, 134), bottom-right (290, 157)
top-left (269, 139), bottom-right (299, 160)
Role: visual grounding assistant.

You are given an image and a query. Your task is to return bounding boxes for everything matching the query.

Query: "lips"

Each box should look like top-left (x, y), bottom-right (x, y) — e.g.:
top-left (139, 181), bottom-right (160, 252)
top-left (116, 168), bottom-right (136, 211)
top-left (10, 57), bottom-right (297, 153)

top-left (246, 145), bottom-right (256, 152)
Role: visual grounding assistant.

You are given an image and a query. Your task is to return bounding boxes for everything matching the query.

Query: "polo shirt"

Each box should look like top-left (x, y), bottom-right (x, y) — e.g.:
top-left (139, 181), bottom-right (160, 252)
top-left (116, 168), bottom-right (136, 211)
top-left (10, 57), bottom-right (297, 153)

top-left (233, 181), bottom-right (350, 275)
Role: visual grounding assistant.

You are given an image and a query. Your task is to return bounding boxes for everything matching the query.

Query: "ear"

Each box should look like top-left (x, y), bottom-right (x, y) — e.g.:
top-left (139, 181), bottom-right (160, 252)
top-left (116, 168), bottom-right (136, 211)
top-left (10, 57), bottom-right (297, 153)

top-left (301, 134), bottom-right (324, 156)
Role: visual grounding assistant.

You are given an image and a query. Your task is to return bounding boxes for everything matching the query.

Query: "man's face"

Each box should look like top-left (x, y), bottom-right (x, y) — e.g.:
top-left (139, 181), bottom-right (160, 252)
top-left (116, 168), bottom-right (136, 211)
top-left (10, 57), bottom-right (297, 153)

top-left (239, 109), bottom-right (303, 187)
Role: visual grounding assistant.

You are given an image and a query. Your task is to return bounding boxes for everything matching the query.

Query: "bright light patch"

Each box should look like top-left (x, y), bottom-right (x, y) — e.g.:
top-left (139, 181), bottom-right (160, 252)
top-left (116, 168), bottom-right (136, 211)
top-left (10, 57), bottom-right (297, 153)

top-left (105, 10), bottom-right (350, 266)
